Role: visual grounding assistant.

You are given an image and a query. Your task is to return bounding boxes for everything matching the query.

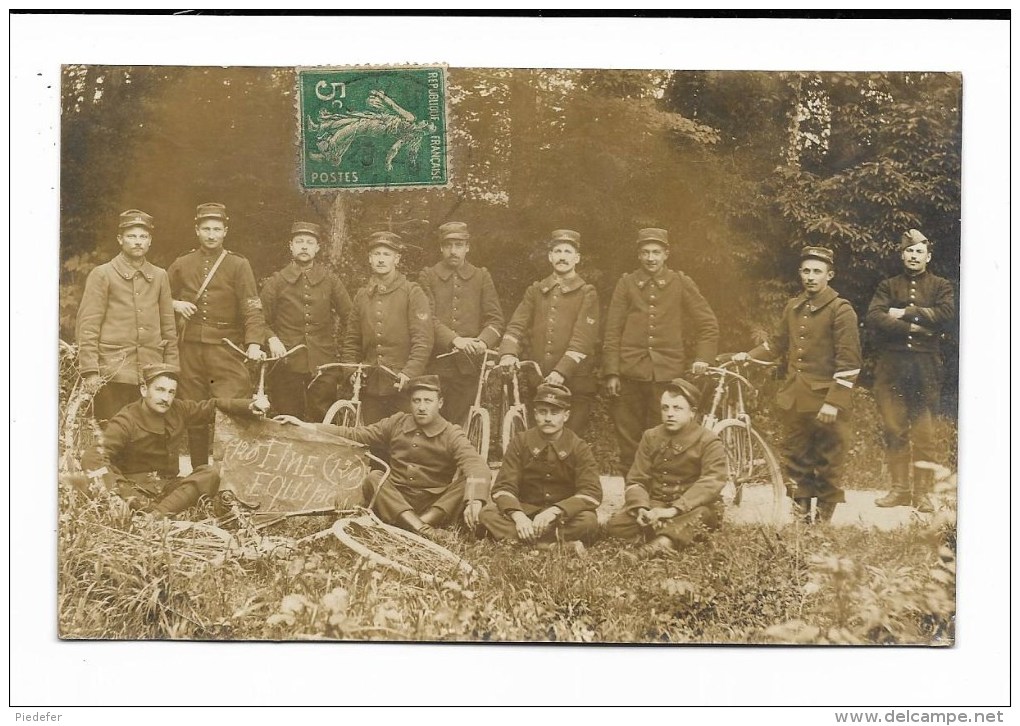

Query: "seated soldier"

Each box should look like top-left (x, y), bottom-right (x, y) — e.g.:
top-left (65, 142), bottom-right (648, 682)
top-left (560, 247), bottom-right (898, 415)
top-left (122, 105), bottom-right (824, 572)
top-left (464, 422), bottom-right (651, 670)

top-left (606, 377), bottom-right (727, 559)
top-left (64, 363), bottom-right (268, 517)
top-left (476, 383), bottom-right (601, 552)
top-left (281, 375), bottom-right (490, 541)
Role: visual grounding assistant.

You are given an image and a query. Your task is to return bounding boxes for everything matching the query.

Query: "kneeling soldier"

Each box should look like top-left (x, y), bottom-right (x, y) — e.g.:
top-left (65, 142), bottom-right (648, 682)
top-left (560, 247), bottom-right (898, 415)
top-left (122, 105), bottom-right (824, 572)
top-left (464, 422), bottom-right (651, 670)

top-left (477, 383), bottom-right (601, 549)
top-left (606, 377), bottom-right (728, 559)
top-left (66, 363), bottom-right (268, 516)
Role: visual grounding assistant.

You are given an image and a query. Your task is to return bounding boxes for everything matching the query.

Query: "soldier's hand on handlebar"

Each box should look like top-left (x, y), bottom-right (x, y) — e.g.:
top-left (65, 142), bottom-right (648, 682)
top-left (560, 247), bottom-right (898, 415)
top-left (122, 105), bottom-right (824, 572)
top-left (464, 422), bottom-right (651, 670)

top-left (394, 372), bottom-right (410, 391)
top-left (250, 394), bottom-right (270, 416)
top-left (267, 337), bottom-right (288, 358)
top-left (245, 343), bottom-right (265, 361)
top-left (691, 361), bottom-right (709, 376)
top-left (544, 370), bottom-right (565, 386)
top-left (730, 352), bottom-right (750, 363)
top-left (499, 354), bottom-right (519, 373)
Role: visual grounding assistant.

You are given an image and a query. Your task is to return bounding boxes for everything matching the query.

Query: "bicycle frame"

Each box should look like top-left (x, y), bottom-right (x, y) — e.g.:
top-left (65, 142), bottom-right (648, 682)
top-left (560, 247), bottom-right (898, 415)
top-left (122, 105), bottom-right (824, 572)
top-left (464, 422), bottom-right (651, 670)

top-left (500, 360), bottom-right (542, 454)
top-left (314, 361), bottom-right (398, 427)
top-left (222, 338), bottom-right (306, 409)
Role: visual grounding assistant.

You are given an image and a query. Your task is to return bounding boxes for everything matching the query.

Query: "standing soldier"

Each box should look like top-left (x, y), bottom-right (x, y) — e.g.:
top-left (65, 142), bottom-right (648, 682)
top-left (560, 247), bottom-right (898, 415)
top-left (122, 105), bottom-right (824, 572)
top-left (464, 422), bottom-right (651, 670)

top-left (75, 209), bottom-right (179, 422)
top-left (418, 221), bottom-right (504, 426)
top-left (168, 202), bottom-right (266, 467)
top-left (602, 228), bottom-right (719, 473)
top-left (499, 229), bottom-right (600, 436)
top-left (261, 221), bottom-right (352, 422)
top-left (867, 229), bottom-right (955, 512)
top-left (733, 246), bottom-right (861, 523)
top-left (342, 231), bottom-right (433, 424)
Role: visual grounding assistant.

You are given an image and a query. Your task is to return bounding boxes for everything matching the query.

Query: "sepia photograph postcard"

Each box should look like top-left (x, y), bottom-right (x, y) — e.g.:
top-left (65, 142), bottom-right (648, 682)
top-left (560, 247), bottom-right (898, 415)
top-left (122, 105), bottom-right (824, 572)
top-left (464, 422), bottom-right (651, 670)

top-left (11, 12), bottom-right (1010, 714)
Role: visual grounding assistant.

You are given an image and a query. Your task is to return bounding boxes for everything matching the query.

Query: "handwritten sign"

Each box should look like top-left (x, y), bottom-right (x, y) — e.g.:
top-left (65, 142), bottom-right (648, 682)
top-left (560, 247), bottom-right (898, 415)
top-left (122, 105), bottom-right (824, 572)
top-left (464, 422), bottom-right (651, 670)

top-left (213, 413), bottom-right (369, 520)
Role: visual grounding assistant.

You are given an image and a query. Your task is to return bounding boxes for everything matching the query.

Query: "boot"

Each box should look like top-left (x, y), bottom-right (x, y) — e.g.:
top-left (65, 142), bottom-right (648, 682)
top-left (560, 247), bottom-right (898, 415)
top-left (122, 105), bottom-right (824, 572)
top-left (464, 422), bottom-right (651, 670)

top-left (876, 460), bottom-right (912, 508)
top-left (792, 497), bottom-right (813, 524)
top-left (816, 500), bottom-right (838, 523)
top-left (912, 465), bottom-right (935, 513)
top-left (153, 482), bottom-right (201, 516)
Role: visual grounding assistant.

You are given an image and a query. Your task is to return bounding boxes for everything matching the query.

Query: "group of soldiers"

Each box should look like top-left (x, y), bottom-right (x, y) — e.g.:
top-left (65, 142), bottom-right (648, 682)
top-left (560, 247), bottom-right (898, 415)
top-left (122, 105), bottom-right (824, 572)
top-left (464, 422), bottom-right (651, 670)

top-left (68, 202), bottom-right (955, 557)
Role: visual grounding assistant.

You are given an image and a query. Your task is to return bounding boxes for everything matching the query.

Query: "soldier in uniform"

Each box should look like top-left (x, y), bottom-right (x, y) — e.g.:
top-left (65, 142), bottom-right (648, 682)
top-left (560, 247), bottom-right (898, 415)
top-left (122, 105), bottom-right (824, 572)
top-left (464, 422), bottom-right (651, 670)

top-left (282, 375), bottom-right (489, 540)
top-left (602, 228), bottom-right (719, 474)
top-left (499, 229), bottom-right (600, 436)
top-left (66, 363), bottom-right (268, 517)
top-left (418, 221), bottom-right (505, 426)
top-left (477, 383), bottom-right (601, 550)
top-left (261, 221), bottom-right (352, 422)
top-left (605, 378), bottom-right (728, 559)
top-left (75, 209), bottom-right (179, 422)
top-left (341, 231), bottom-right (434, 424)
top-left (168, 203), bottom-right (267, 467)
top-left (867, 229), bottom-right (955, 511)
top-left (734, 246), bottom-right (862, 523)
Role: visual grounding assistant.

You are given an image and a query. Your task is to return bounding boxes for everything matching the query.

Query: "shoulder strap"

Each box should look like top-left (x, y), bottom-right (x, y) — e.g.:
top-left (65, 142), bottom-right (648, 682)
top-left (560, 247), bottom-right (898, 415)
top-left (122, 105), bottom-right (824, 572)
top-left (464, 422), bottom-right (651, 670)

top-left (195, 250), bottom-right (228, 299)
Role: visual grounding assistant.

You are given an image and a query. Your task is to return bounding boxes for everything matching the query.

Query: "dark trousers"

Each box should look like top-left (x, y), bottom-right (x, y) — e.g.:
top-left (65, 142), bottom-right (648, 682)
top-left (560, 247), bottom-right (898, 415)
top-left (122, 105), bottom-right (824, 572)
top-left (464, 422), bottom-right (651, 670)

top-left (179, 342), bottom-right (251, 466)
top-left (779, 407), bottom-right (850, 503)
top-left (93, 382), bottom-right (140, 423)
top-left (477, 502), bottom-right (599, 544)
top-left (610, 378), bottom-right (674, 474)
top-left (267, 366), bottom-right (338, 423)
top-left (431, 360), bottom-right (480, 429)
top-left (361, 470), bottom-right (466, 527)
top-left (606, 500), bottom-right (722, 549)
top-left (61, 464), bottom-right (220, 514)
top-left (874, 352), bottom-right (941, 482)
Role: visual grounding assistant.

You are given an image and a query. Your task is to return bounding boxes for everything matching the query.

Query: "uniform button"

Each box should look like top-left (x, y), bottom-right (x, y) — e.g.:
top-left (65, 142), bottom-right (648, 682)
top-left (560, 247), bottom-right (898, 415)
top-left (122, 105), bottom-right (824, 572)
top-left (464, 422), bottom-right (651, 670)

top-left (907, 343), bottom-right (912, 348)
top-left (907, 335), bottom-right (912, 340)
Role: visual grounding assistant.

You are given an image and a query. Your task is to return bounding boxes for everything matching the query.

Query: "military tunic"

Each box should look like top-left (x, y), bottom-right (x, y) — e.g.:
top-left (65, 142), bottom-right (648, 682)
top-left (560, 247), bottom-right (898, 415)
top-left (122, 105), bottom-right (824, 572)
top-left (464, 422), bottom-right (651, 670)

top-left (866, 270), bottom-right (955, 483)
top-left (479, 427), bottom-right (601, 543)
top-left (418, 260), bottom-right (505, 425)
top-left (75, 254), bottom-right (179, 419)
top-left (602, 267), bottom-right (719, 472)
top-left (749, 286), bottom-right (862, 503)
top-left (168, 247), bottom-right (267, 466)
top-left (499, 273), bottom-right (600, 435)
top-left (341, 272), bottom-right (434, 423)
top-left (261, 262), bottom-right (352, 420)
top-left (317, 412), bottom-right (490, 526)
top-left (606, 421), bottom-right (728, 548)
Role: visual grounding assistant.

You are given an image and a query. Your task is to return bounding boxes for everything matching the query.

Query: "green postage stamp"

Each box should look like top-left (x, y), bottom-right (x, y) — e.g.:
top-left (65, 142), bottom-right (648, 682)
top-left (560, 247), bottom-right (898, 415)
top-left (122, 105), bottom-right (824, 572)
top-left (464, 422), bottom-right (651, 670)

top-left (297, 66), bottom-right (449, 190)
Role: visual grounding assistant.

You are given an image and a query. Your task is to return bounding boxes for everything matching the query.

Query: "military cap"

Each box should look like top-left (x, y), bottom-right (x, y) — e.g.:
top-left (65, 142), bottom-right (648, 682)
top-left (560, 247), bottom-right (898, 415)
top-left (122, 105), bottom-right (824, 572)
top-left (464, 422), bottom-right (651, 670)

top-left (532, 382), bottom-right (572, 410)
top-left (406, 374), bottom-right (442, 394)
top-left (438, 221), bottom-right (470, 242)
top-left (291, 221), bottom-right (322, 239)
top-left (548, 229), bottom-right (581, 251)
top-left (664, 377), bottom-right (700, 408)
top-left (195, 202), bottom-right (228, 222)
top-left (800, 246), bottom-right (835, 267)
top-left (118, 209), bottom-right (154, 231)
top-left (900, 228), bottom-right (930, 250)
top-left (141, 363), bottom-right (180, 384)
top-left (367, 230), bottom-right (405, 253)
top-left (636, 228), bottom-right (669, 248)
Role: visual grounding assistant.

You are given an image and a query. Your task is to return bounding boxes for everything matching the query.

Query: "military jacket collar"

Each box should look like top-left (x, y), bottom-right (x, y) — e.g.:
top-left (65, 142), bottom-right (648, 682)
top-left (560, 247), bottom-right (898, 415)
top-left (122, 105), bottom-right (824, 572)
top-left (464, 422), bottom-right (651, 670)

top-left (539, 273), bottom-right (586, 295)
top-left (632, 267), bottom-right (677, 290)
top-left (396, 412), bottom-right (448, 439)
top-left (648, 421), bottom-right (704, 455)
top-left (524, 427), bottom-right (575, 460)
top-left (111, 253), bottom-right (157, 282)
top-left (367, 272), bottom-right (408, 296)
top-left (125, 400), bottom-right (168, 435)
top-left (430, 260), bottom-right (478, 282)
top-left (793, 286), bottom-right (839, 313)
top-left (280, 261), bottom-right (326, 285)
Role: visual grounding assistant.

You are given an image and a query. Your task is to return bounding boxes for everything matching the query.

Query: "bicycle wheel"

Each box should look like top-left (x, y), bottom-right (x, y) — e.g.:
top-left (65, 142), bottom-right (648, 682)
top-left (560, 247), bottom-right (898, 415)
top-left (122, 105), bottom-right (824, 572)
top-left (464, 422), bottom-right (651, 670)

top-left (501, 407), bottom-right (528, 456)
top-left (330, 512), bottom-right (477, 584)
top-left (714, 420), bottom-right (785, 525)
top-left (322, 400), bottom-right (358, 427)
top-left (465, 407), bottom-right (491, 463)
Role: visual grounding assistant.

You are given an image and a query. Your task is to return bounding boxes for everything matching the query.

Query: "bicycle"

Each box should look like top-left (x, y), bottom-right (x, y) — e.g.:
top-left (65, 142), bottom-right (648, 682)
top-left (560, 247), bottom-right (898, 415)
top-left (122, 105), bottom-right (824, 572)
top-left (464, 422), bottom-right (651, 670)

top-left (313, 362), bottom-right (399, 427)
top-left (700, 357), bottom-right (786, 524)
top-left (498, 359), bottom-right (543, 456)
top-left (222, 338), bottom-right (306, 412)
top-left (435, 347), bottom-right (502, 462)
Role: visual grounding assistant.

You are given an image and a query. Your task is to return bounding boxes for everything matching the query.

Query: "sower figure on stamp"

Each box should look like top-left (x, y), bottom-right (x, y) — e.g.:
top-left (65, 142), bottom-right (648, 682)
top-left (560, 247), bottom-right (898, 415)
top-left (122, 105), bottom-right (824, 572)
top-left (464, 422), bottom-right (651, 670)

top-left (602, 228), bottom-right (719, 474)
top-left (418, 221), bottom-right (505, 427)
top-left (281, 375), bottom-right (489, 542)
top-left (341, 231), bottom-right (434, 424)
top-left (260, 221), bottom-right (352, 422)
top-left (734, 246), bottom-right (862, 524)
top-left (866, 229), bottom-right (955, 512)
top-left (605, 378), bottom-right (727, 560)
top-left (168, 203), bottom-right (267, 467)
top-left (499, 229), bottom-right (600, 436)
top-left (63, 364), bottom-right (268, 517)
top-left (477, 383), bottom-right (601, 552)
top-left (75, 209), bottom-right (179, 422)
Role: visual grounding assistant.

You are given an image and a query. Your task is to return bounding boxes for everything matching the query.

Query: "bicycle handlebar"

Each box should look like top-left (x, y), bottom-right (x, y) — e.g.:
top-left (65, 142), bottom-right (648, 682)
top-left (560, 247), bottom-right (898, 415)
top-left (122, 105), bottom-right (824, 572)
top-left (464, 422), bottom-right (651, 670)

top-left (314, 361), bottom-right (399, 379)
top-left (222, 338), bottom-right (306, 361)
